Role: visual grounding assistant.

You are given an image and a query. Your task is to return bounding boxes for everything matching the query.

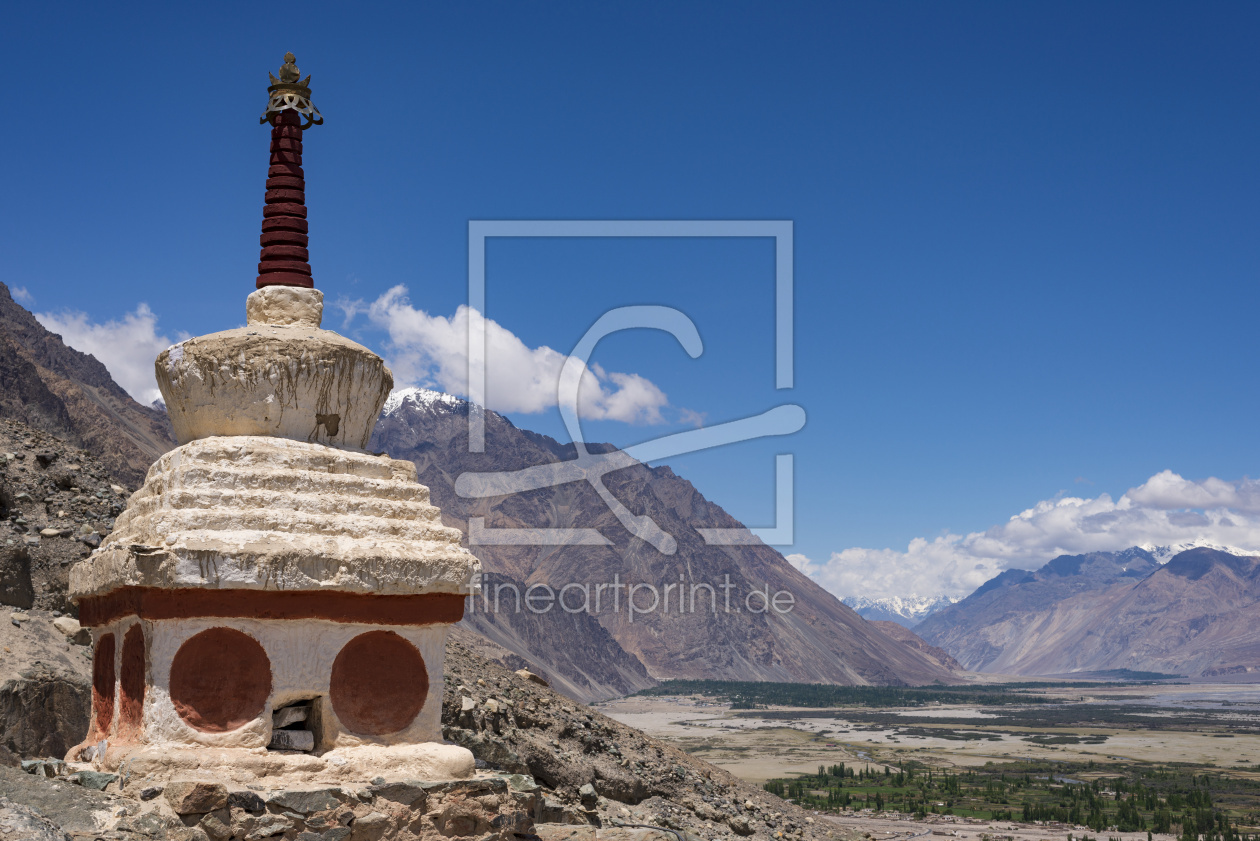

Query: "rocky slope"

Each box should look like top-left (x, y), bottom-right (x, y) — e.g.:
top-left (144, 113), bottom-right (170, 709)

top-left (440, 637), bottom-right (846, 841)
top-left (0, 282), bottom-right (176, 485)
top-left (0, 417), bottom-right (135, 614)
top-left (917, 547), bottom-right (1260, 677)
top-left (371, 388), bottom-right (959, 701)
top-left (0, 419), bottom-right (117, 759)
top-left (866, 621), bottom-right (962, 673)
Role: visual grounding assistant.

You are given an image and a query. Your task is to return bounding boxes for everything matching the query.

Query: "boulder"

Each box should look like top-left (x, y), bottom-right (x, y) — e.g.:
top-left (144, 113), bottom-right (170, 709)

top-left (0, 663), bottom-right (89, 758)
top-left (365, 780), bottom-right (427, 807)
top-left (0, 547), bottom-right (34, 609)
top-left (0, 795), bottom-right (70, 841)
top-left (265, 787), bottom-right (342, 814)
top-left (515, 668), bottom-right (550, 687)
top-left (267, 729), bottom-right (314, 751)
top-left (0, 612), bottom-right (91, 757)
top-left (164, 781), bottom-right (229, 815)
top-left (272, 703), bottom-right (308, 728)
top-left (70, 770), bottom-right (116, 791)
top-left (226, 790), bottom-right (264, 813)
top-left (50, 616), bottom-right (89, 646)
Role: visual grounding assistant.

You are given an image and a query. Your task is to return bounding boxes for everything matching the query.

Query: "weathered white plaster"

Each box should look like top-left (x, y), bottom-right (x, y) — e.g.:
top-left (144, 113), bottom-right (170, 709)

top-left (246, 286), bottom-right (323, 327)
top-left (70, 436), bottom-right (480, 600)
top-left (99, 743), bottom-right (474, 786)
top-left (156, 325), bottom-right (391, 448)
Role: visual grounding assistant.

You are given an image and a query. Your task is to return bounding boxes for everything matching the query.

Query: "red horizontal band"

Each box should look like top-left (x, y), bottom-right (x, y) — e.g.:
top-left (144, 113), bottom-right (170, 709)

top-left (260, 230), bottom-right (308, 247)
top-left (256, 272), bottom-right (315, 288)
top-left (263, 203), bottom-right (307, 218)
top-left (268, 164), bottom-right (304, 178)
top-left (265, 176), bottom-right (305, 190)
top-left (261, 218), bottom-right (308, 235)
top-left (78, 587), bottom-right (465, 627)
top-left (261, 245), bottom-right (309, 261)
top-left (258, 260), bottom-right (311, 274)
top-left (265, 189), bottom-right (306, 203)
top-left (270, 138), bottom-right (303, 152)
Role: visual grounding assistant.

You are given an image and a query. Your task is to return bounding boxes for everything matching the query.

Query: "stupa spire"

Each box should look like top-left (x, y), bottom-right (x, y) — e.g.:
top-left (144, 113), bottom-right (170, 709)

top-left (257, 52), bottom-right (323, 290)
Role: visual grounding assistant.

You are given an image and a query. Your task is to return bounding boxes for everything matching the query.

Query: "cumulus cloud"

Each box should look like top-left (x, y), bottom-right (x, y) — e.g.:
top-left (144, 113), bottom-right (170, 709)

top-left (35, 304), bottom-right (187, 405)
top-left (796, 470), bottom-right (1260, 601)
top-left (342, 285), bottom-right (677, 424)
top-left (11, 286), bottom-right (33, 305)
top-left (785, 553), bottom-right (819, 576)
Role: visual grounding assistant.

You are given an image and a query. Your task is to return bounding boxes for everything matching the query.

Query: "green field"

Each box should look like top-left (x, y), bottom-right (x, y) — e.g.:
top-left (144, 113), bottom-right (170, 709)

top-left (764, 760), bottom-right (1260, 840)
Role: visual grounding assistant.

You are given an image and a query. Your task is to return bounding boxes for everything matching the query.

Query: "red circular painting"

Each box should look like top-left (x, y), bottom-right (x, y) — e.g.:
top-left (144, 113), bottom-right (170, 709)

top-left (169, 627), bottom-right (271, 732)
top-left (330, 631), bottom-right (428, 735)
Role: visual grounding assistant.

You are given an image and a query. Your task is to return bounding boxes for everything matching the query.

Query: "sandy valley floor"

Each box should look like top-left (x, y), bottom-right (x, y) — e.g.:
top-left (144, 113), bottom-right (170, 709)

top-left (597, 683), bottom-right (1260, 841)
top-left (596, 683), bottom-right (1260, 782)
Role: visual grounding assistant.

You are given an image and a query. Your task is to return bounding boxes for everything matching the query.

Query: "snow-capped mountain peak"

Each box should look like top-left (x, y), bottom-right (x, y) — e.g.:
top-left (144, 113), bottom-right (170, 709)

top-left (842, 594), bottom-right (959, 628)
top-left (382, 387), bottom-right (466, 417)
top-left (1138, 538), bottom-right (1257, 565)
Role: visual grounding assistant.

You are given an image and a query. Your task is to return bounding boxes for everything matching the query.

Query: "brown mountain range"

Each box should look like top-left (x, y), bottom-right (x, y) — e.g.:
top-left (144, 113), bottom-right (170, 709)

top-left (917, 547), bottom-right (1260, 678)
top-left (0, 282), bottom-right (176, 485)
top-left (371, 388), bottom-right (960, 701)
top-left (0, 286), bottom-right (955, 700)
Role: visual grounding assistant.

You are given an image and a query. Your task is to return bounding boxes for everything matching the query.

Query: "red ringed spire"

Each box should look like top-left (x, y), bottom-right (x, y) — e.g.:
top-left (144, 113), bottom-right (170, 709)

top-left (256, 52), bottom-right (322, 290)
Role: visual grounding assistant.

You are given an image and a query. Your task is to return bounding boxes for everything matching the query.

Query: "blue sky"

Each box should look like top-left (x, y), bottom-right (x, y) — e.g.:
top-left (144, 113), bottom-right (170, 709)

top-left (3, 3), bottom-right (1258, 599)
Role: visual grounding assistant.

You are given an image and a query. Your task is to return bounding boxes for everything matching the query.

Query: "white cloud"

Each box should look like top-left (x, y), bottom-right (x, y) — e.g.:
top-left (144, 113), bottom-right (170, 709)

top-left (785, 553), bottom-right (819, 576)
top-left (11, 286), bottom-right (33, 304)
top-left (343, 285), bottom-right (676, 424)
top-left (35, 304), bottom-right (187, 405)
top-left (797, 470), bottom-right (1260, 601)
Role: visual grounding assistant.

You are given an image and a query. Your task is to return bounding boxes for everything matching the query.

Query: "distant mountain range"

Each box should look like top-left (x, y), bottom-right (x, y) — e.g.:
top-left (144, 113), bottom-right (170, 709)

top-left (916, 545), bottom-right (1260, 678)
top-left (842, 594), bottom-right (958, 628)
top-left (0, 283), bottom-right (175, 485)
top-left (371, 387), bottom-right (961, 700)
top-left (0, 287), bottom-right (961, 703)
top-left (8, 282), bottom-right (1256, 692)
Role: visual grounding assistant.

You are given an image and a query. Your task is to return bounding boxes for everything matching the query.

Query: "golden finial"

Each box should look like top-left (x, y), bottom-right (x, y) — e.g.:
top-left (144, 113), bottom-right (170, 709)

top-left (260, 52), bottom-right (322, 128)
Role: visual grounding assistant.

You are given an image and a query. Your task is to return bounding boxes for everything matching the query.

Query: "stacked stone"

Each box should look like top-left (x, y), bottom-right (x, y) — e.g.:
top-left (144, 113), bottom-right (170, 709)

top-left (258, 109), bottom-right (312, 289)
